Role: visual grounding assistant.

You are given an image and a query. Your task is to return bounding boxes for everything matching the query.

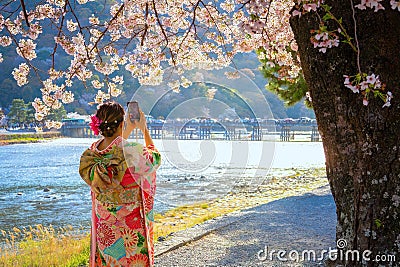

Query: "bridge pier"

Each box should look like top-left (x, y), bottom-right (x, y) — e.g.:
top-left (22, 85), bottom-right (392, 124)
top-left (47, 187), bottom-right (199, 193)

top-left (199, 126), bottom-right (211, 139)
top-left (251, 126), bottom-right (262, 141)
top-left (225, 127), bottom-right (238, 140)
top-left (311, 126), bottom-right (320, 142)
top-left (150, 126), bottom-right (163, 139)
top-left (62, 125), bottom-right (92, 138)
top-left (280, 126), bottom-right (291, 142)
top-left (178, 127), bottom-right (196, 140)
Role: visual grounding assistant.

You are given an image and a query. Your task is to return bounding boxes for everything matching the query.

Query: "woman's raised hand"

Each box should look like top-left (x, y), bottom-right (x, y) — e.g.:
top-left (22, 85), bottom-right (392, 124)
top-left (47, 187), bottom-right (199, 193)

top-left (123, 110), bottom-right (151, 141)
top-left (134, 110), bottom-right (147, 132)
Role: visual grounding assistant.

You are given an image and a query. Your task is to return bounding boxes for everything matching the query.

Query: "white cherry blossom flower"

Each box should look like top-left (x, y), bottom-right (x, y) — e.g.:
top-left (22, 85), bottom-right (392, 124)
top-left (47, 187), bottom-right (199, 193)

top-left (67, 20), bottom-right (78, 32)
top-left (16, 39), bottom-right (37, 60)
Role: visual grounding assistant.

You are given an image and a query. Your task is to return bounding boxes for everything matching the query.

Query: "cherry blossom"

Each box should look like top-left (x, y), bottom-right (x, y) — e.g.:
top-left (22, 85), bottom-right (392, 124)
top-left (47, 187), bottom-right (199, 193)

top-left (16, 39), bottom-right (37, 60)
top-left (306, 91), bottom-right (312, 102)
top-left (92, 80), bottom-right (104, 89)
top-left (168, 80), bottom-right (181, 93)
top-left (206, 88), bottom-right (218, 100)
top-left (46, 120), bottom-right (63, 129)
top-left (77, 0), bottom-right (91, 4)
top-left (62, 91), bottom-right (74, 104)
top-left (292, 0), bottom-right (324, 17)
top-left (0, 0), bottom-right (396, 121)
top-left (108, 82), bottom-right (122, 97)
top-left (355, 0), bottom-right (385, 11)
top-left (67, 20), bottom-right (78, 32)
top-left (180, 76), bottom-right (192, 88)
top-left (88, 15), bottom-right (100, 25)
top-left (12, 63), bottom-right (30, 87)
top-left (391, 0), bottom-right (400, 10)
top-left (310, 28), bottom-right (340, 53)
top-left (225, 71), bottom-right (241, 80)
top-left (293, 0), bottom-right (393, 106)
top-left (32, 97), bottom-right (50, 120)
top-left (95, 90), bottom-right (110, 104)
top-left (344, 73), bottom-right (389, 107)
top-left (0, 36), bottom-right (12, 46)
top-left (383, 91), bottom-right (393, 108)
top-left (111, 75), bottom-right (124, 85)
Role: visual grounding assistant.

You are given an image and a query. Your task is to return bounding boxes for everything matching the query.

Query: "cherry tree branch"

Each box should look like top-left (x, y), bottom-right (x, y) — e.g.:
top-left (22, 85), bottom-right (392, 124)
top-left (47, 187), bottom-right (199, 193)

top-left (90, 3), bottom-right (125, 53)
top-left (51, 0), bottom-right (69, 70)
top-left (152, 0), bottom-right (176, 65)
top-left (19, 0), bottom-right (30, 27)
top-left (141, 2), bottom-right (149, 46)
top-left (4, 24), bottom-right (43, 84)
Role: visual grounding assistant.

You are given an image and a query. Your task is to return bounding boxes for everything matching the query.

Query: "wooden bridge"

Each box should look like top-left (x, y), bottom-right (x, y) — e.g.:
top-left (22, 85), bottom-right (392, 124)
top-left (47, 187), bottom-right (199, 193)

top-left (61, 118), bottom-right (320, 141)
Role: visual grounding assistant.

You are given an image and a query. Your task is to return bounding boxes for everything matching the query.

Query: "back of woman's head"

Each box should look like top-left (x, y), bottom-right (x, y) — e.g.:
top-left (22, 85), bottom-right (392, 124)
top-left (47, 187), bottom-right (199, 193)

top-left (95, 101), bottom-right (124, 137)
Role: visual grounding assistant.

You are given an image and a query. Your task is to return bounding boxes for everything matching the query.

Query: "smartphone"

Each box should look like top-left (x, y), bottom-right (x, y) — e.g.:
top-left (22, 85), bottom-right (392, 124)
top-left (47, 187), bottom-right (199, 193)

top-left (127, 101), bottom-right (140, 122)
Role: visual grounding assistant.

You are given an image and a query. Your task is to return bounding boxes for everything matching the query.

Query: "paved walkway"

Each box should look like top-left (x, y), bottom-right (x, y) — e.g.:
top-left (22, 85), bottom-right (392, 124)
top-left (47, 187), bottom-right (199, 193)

top-left (155, 186), bottom-right (336, 267)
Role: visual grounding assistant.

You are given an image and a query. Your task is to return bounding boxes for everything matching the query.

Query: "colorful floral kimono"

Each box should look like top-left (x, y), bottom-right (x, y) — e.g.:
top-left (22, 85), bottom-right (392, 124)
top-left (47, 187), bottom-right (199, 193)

top-left (79, 136), bottom-right (161, 267)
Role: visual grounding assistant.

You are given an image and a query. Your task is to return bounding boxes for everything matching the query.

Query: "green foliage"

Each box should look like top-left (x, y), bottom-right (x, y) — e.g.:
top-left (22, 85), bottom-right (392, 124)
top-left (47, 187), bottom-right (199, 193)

top-left (6, 99), bottom-right (66, 124)
top-left (25, 104), bottom-right (36, 123)
top-left (47, 105), bottom-right (68, 121)
top-left (62, 245), bottom-right (89, 267)
top-left (8, 99), bottom-right (28, 124)
top-left (257, 50), bottom-right (310, 108)
top-left (375, 218), bottom-right (383, 229)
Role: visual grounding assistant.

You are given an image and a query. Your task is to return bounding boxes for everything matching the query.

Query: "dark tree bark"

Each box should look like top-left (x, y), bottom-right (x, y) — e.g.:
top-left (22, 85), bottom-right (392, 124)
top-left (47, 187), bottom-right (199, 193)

top-left (290, 1), bottom-right (400, 266)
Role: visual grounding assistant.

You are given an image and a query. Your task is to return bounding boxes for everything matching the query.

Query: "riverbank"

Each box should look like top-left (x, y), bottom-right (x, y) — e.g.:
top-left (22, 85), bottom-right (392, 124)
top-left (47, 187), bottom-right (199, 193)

top-left (0, 131), bottom-right (61, 145)
top-left (0, 167), bottom-right (329, 267)
top-left (154, 167), bottom-right (328, 241)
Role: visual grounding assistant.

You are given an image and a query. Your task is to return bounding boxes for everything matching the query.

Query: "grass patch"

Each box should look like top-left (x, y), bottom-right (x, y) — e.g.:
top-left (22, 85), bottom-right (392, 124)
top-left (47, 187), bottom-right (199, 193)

top-left (0, 132), bottom-right (61, 145)
top-left (0, 225), bottom-right (89, 267)
top-left (154, 203), bottom-right (228, 240)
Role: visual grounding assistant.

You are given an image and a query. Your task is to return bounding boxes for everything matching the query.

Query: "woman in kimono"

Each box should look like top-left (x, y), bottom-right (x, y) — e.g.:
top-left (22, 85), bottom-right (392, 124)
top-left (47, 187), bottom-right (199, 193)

top-left (79, 101), bottom-right (161, 267)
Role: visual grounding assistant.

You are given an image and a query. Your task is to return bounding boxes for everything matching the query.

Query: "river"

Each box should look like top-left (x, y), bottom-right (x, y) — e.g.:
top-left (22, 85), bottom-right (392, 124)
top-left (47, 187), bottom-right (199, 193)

top-left (0, 138), bottom-right (325, 231)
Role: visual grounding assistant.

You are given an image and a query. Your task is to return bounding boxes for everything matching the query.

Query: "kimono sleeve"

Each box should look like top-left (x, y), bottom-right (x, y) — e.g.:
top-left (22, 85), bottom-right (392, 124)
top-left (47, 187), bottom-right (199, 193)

top-left (123, 141), bottom-right (161, 197)
top-left (122, 141), bottom-right (161, 175)
top-left (142, 144), bottom-right (161, 173)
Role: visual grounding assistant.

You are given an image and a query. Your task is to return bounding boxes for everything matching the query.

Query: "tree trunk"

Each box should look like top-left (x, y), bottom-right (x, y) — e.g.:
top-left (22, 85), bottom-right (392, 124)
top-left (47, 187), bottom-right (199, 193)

top-left (290, 1), bottom-right (400, 266)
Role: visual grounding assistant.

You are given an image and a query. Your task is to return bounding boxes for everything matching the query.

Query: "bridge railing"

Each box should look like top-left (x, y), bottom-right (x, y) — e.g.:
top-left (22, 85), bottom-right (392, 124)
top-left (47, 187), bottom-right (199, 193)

top-left (61, 120), bottom-right (320, 141)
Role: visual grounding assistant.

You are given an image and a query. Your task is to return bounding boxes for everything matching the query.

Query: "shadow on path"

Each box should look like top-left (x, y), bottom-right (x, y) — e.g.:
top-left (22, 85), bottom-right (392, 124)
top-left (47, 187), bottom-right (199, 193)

top-left (156, 186), bottom-right (336, 267)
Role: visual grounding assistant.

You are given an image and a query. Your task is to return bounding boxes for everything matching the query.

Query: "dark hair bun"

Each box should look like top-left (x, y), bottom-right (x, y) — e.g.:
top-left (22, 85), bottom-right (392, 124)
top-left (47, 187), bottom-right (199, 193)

top-left (95, 102), bottom-right (124, 137)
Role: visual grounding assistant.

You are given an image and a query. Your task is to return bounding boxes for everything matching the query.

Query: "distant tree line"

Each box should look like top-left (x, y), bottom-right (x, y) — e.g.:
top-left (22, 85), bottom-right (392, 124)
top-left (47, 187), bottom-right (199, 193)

top-left (3, 99), bottom-right (66, 128)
